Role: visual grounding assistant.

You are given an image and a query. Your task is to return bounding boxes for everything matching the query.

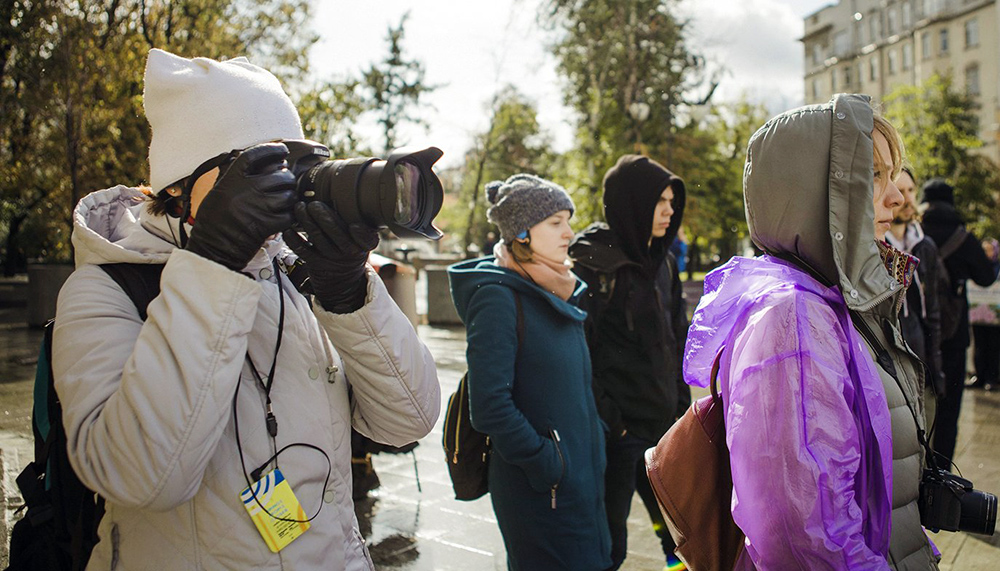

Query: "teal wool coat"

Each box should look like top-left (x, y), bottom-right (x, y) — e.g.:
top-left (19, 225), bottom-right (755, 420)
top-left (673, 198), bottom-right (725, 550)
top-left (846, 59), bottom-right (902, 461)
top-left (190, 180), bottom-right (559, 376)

top-left (448, 257), bottom-right (612, 571)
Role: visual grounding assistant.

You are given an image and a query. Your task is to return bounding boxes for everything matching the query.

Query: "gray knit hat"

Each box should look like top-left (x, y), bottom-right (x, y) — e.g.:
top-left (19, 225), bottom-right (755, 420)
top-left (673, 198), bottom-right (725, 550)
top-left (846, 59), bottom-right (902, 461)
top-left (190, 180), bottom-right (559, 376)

top-left (485, 174), bottom-right (575, 242)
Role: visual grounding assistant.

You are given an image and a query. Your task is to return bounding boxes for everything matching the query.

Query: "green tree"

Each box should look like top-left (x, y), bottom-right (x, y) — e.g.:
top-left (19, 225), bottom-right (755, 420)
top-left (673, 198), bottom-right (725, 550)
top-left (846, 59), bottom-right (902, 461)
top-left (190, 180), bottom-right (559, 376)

top-left (884, 73), bottom-right (1000, 238)
top-left (439, 86), bottom-right (556, 256)
top-left (361, 13), bottom-right (437, 155)
top-left (541, 0), bottom-right (714, 225)
top-left (298, 78), bottom-right (372, 158)
top-left (0, 0), bottom-right (315, 274)
top-left (676, 99), bottom-right (768, 269)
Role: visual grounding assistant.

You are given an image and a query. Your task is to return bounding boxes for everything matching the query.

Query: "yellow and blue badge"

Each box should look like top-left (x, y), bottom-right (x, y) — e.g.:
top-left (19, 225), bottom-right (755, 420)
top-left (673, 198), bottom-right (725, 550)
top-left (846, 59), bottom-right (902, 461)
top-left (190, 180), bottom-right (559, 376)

top-left (240, 469), bottom-right (310, 552)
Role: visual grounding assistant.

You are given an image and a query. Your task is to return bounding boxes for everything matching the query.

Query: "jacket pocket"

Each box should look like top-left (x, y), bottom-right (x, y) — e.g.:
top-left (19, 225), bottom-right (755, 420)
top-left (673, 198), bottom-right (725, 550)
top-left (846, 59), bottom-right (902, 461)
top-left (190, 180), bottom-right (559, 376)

top-left (549, 428), bottom-right (566, 510)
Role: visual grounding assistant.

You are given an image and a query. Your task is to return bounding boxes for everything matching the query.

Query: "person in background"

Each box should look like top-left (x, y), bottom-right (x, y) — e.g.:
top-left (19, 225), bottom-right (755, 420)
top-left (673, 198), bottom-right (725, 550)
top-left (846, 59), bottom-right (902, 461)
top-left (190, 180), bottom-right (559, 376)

top-left (885, 167), bottom-right (945, 426)
top-left (448, 174), bottom-right (612, 571)
top-left (920, 179), bottom-right (998, 469)
top-left (970, 238), bottom-right (1000, 391)
top-left (570, 155), bottom-right (690, 571)
top-left (683, 95), bottom-right (938, 568)
top-left (52, 48), bottom-right (440, 570)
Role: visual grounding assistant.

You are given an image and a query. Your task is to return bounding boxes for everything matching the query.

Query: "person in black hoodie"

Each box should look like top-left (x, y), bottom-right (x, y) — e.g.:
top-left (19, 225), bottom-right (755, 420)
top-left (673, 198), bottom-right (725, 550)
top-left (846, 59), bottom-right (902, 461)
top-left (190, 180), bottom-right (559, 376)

top-left (569, 155), bottom-right (690, 570)
top-left (920, 178), bottom-right (998, 469)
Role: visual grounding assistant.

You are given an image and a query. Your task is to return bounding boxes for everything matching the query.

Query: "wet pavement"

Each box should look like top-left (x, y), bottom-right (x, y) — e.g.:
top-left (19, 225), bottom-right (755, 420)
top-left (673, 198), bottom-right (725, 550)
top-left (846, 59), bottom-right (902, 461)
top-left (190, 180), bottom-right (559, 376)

top-left (1, 319), bottom-right (999, 568)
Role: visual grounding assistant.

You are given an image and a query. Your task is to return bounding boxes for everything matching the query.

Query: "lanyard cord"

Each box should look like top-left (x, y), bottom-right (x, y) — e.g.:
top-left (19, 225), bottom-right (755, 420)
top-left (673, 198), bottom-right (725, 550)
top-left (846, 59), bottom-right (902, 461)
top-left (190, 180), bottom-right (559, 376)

top-left (232, 258), bottom-right (332, 523)
top-left (246, 258), bottom-right (286, 438)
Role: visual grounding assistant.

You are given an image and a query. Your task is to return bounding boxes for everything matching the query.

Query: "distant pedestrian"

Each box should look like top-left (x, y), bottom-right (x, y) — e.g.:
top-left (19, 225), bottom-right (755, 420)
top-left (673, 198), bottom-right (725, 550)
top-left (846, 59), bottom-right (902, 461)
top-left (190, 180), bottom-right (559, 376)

top-left (570, 155), bottom-right (689, 571)
top-left (920, 179), bottom-right (998, 468)
top-left (886, 167), bottom-right (946, 418)
top-left (683, 95), bottom-right (938, 568)
top-left (448, 174), bottom-right (612, 571)
top-left (970, 238), bottom-right (1000, 391)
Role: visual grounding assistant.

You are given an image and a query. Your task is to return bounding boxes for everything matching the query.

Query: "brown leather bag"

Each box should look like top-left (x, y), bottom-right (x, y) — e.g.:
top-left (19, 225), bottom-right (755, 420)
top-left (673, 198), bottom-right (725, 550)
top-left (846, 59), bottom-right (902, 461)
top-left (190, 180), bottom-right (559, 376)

top-left (644, 350), bottom-right (745, 571)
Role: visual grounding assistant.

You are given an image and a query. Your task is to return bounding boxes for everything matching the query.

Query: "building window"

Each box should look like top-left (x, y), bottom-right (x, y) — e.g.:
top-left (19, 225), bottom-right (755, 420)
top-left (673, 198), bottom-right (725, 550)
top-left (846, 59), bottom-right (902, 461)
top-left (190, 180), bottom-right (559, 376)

top-left (845, 66), bottom-right (853, 88)
top-left (832, 69), bottom-right (838, 92)
top-left (921, 32), bottom-right (932, 59)
top-left (855, 20), bottom-right (866, 47)
top-left (888, 49), bottom-right (898, 74)
top-left (902, 43), bottom-right (913, 70)
top-left (812, 78), bottom-right (820, 99)
top-left (965, 19), bottom-right (979, 48)
top-left (811, 43), bottom-right (822, 65)
top-left (966, 65), bottom-right (980, 96)
top-left (834, 30), bottom-right (849, 56)
top-left (870, 11), bottom-right (882, 41)
top-left (940, 28), bottom-right (949, 54)
top-left (887, 7), bottom-right (899, 35)
top-left (902, 2), bottom-right (912, 28)
top-left (870, 58), bottom-right (879, 81)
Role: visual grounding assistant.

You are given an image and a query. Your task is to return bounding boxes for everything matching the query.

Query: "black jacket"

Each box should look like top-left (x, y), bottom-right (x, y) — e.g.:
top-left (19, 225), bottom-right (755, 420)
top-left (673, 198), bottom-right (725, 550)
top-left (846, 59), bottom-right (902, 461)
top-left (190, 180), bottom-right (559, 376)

top-left (889, 224), bottom-right (945, 396)
top-left (922, 200), bottom-right (998, 348)
top-left (571, 226), bottom-right (689, 442)
top-left (569, 155), bottom-right (690, 443)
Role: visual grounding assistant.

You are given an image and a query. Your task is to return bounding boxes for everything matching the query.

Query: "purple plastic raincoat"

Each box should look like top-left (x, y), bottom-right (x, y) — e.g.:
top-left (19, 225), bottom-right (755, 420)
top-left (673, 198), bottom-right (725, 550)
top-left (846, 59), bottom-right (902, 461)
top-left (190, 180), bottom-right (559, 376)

top-left (684, 255), bottom-right (895, 570)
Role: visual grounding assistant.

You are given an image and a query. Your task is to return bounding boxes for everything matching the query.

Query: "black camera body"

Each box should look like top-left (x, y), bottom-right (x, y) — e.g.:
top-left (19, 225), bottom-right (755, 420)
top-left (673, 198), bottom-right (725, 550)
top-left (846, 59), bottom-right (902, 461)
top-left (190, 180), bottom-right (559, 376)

top-left (919, 468), bottom-right (996, 535)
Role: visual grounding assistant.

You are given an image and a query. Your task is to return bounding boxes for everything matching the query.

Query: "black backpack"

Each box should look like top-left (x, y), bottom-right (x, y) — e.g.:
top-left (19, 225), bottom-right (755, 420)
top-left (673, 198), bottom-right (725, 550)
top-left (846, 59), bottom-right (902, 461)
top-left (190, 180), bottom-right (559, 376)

top-left (442, 292), bottom-right (523, 501)
top-left (6, 263), bottom-right (164, 571)
top-left (935, 227), bottom-right (968, 341)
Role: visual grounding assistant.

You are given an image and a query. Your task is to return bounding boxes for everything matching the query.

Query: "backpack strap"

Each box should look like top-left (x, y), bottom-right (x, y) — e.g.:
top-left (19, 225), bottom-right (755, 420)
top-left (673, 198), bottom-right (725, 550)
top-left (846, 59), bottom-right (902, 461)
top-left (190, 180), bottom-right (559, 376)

top-left (99, 263), bottom-right (165, 319)
top-left (938, 227), bottom-right (968, 260)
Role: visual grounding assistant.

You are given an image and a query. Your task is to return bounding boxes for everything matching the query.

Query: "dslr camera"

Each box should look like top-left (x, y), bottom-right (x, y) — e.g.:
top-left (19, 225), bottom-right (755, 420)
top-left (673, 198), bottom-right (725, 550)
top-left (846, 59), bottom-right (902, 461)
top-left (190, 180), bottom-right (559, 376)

top-left (919, 468), bottom-right (996, 535)
top-left (283, 140), bottom-right (444, 240)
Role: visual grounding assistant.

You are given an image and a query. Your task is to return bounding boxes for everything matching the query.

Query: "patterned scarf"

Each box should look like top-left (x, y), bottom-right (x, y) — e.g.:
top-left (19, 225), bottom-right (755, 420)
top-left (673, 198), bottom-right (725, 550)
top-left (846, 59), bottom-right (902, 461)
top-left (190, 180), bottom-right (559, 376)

top-left (876, 239), bottom-right (919, 314)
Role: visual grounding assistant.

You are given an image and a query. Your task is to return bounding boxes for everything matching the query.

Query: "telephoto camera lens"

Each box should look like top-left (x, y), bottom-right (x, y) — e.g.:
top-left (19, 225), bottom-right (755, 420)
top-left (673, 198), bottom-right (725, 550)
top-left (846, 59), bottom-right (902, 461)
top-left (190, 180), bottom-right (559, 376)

top-left (283, 139), bottom-right (444, 240)
top-left (920, 469), bottom-right (997, 535)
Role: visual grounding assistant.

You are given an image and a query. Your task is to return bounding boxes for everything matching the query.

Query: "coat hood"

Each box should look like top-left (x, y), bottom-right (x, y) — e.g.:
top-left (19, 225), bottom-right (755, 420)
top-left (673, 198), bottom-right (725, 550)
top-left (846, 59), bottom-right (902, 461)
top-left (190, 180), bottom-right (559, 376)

top-left (448, 257), bottom-right (587, 324)
top-left (744, 94), bottom-right (899, 311)
top-left (71, 185), bottom-right (286, 273)
top-left (568, 223), bottom-right (632, 274)
top-left (602, 155), bottom-right (686, 271)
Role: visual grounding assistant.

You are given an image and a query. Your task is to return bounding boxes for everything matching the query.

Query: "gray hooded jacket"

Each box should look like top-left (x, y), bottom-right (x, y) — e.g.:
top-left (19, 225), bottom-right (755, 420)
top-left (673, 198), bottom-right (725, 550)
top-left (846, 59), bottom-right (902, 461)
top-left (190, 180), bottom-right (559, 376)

top-left (744, 94), bottom-right (938, 569)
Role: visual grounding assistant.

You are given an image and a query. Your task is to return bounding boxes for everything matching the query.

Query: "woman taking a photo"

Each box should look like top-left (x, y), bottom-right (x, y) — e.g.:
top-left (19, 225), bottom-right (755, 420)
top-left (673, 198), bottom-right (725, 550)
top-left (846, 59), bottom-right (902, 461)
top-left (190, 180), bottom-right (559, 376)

top-left (448, 174), bottom-right (612, 570)
top-left (681, 95), bottom-right (939, 568)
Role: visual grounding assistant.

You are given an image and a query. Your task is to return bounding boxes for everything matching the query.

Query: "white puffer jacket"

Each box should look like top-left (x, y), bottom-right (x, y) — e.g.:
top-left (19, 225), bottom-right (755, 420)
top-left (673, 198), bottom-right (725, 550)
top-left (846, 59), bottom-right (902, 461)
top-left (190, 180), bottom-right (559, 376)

top-left (53, 186), bottom-right (440, 570)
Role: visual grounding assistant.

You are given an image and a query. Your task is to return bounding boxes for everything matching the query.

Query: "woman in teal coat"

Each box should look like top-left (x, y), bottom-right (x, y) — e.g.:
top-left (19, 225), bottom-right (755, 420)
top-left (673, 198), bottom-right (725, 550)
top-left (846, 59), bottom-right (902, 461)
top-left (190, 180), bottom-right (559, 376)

top-left (448, 174), bottom-right (612, 571)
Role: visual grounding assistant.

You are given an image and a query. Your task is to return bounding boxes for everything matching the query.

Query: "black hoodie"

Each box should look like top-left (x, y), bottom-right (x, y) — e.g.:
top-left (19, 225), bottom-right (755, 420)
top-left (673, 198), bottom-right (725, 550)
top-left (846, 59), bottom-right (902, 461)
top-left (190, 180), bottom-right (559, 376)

top-left (569, 155), bottom-right (689, 442)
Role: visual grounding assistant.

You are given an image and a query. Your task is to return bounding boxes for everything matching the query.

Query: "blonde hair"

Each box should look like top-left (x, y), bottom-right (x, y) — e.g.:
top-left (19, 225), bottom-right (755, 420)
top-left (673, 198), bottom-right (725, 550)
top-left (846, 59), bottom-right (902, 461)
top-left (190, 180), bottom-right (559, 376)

top-left (872, 114), bottom-right (905, 181)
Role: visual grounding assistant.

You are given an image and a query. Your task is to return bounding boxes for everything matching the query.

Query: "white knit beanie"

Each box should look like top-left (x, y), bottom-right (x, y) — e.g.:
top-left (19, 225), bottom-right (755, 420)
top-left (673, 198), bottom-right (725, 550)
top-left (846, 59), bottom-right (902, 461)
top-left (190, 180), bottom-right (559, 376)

top-left (143, 48), bottom-right (304, 193)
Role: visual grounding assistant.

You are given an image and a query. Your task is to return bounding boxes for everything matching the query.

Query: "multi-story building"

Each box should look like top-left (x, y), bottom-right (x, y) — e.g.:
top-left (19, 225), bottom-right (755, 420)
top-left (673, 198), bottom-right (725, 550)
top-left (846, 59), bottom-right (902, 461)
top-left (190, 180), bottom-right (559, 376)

top-left (802, 0), bottom-right (999, 164)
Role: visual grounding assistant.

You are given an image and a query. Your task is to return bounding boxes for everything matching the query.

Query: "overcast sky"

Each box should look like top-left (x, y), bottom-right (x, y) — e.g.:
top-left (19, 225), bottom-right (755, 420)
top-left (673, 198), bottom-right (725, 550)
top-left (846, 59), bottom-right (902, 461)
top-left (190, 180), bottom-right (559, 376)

top-left (308, 0), bottom-right (832, 166)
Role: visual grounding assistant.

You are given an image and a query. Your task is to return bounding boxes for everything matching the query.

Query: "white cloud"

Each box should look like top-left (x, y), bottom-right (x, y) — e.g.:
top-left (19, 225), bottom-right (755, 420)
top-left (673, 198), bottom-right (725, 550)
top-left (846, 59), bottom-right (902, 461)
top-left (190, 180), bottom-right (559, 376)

top-left (307, 0), bottom-right (832, 164)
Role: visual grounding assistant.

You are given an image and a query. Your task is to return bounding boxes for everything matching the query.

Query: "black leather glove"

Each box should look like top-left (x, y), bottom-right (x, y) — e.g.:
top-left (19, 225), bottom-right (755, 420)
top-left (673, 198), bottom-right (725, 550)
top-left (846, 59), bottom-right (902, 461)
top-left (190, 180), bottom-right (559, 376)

top-left (185, 143), bottom-right (298, 271)
top-left (283, 201), bottom-right (379, 313)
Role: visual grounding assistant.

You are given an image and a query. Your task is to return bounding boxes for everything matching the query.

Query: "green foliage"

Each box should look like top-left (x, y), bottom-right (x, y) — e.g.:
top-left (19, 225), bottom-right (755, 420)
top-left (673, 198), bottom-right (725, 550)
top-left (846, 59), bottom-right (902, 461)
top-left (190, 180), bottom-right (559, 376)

top-left (361, 13), bottom-right (437, 155)
top-left (675, 99), bottom-right (768, 262)
top-left (0, 0), bottom-right (316, 273)
top-left (298, 78), bottom-right (372, 157)
top-left (439, 86), bottom-right (556, 256)
top-left (541, 0), bottom-right (713, 226)
top-left (884, 73), bottom-right (1000, 238)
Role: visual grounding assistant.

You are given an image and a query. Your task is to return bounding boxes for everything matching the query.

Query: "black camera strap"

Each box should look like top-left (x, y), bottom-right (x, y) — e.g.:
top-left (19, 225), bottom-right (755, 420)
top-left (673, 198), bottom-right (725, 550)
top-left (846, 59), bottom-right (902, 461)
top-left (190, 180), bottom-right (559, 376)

top-left (848, 311), bottom-right (945, 471)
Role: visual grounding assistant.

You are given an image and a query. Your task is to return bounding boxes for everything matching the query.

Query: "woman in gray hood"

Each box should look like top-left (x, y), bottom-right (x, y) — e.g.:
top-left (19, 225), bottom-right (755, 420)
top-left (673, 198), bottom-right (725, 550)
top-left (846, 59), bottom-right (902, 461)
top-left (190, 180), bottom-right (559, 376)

top-left (682, 94), bottom-right (939, 568)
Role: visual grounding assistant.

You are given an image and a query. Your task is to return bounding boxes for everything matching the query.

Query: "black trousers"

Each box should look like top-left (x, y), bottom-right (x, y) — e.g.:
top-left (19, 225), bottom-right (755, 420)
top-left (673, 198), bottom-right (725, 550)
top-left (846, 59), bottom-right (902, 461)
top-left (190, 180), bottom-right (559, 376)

top-left (973, 325), bottom-right (1000, 386)
top-left (932, 342), bottom-right (969, 469)
top-left (604, 433), bottom-right (676, 569)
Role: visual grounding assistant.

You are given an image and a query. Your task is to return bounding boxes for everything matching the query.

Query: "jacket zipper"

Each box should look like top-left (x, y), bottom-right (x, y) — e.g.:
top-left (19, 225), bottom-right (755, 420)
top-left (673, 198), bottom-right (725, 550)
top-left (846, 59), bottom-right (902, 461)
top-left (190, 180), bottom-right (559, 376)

top-left (549, 428), bottom-right (565, 510)
top-left (450, 381), bottom-right (464, 463)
